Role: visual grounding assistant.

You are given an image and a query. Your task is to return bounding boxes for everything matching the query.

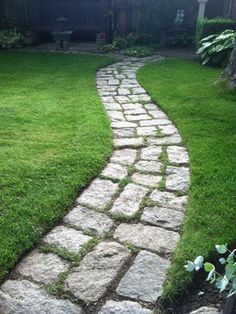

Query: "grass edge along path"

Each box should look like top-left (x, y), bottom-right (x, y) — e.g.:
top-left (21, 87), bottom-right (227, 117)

top-left (0, 51), bottom-right (115, 283)
top-left (137, 59), bottom-right (236, 303)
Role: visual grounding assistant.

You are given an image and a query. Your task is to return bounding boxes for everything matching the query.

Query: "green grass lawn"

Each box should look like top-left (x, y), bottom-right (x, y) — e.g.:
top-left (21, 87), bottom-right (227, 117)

top-left (0, 51), bottom-right (114, 282)
top-left (138, 59), bottom-right (236, 302)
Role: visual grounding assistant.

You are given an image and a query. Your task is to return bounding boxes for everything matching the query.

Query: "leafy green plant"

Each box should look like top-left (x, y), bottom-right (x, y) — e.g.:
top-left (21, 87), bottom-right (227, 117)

top-left (185, 244), bottom-right (236, 298)
top-left (0, 29), bottom-right (23, 49)
top-left (112, 35), bottom-right (129, 50)
top-left (100, 44), bottom-right (116, 53)
top-left (196, 17), bottom-right (235, 48)
top-left (197, 30), bottom-right (235, 66)
top-left (112, 33), bottom-right (138, 50)
top-left (124, 46), bottom-right (155, 58)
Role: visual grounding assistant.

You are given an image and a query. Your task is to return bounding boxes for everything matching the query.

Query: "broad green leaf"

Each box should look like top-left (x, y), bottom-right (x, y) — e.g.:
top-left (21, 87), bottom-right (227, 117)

top-left (194, 256), bottom-right (204, 270)
top-left (215, 244), bottom-right (227, 254)
top-left (216, 276), bottom-right (229, 292)
top-left (226, 249), bottom-right (236, 263)
top-left (219, 258), bottom-right (226, 265)
top-left (225, 263), bottom-right (236, 280)
top-left (228, 277), bottom-right (236, 298)
top-left (207, 268), bottom-right (216, 282)
top-left (204, 262), bottom-right (215, 272)
top-left (202, 56), bottom-right (211, 65)
top-left (184, 261), bottom-right (195, 272)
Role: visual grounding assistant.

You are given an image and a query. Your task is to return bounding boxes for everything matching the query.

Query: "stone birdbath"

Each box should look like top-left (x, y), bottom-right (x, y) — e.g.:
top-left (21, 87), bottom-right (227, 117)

top-left (51, 17), bottom-right (73, 51)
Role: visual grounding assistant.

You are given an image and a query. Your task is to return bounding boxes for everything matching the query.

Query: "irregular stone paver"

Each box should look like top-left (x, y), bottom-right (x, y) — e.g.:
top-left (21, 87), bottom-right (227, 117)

top-left (14, 250), bottom-right (69, 284)
top-left (118, 88), bottom-right (130, 96)
top-left (137, 126), bottom-right (157, 136)
top-left (141, 206), bottom-right (185, 230)
top-left (122, 103), bottom-right (144, 110)
top-left (135, 160), bottom-right (162, 173)
top-left (125, 108), bottom-right (147, 115)
top-left (114, 137), bottom-right (144, 148)
top-left (99, 300), bottom-right (153, 314)
top-left (132, 87), bottom-right (146, 94)
top-left (117, 250), bottom-right (170, 303)
top-left (111, 149), bottom-right (137, 165)
top-left (148, 110), bottom-right (168, 119)
top-left (141, 146), bottom-right (162, 160)
top-left (111, 121), bottom-right (137, 128)
top-left (64, 242), bottom-right (130, 303)
top-left (113, 128), bottom-right (135, 138)
top-left (102, 162), bottom-right (128, 180)
top-left (140, 118), bottom-right (171, 126)
top-left (110, 183), bottom-right (148, 217)
top-left (115, 96), bottom-right (131, 103)
top-left (1, 57), bottom-right (190, 312)
top-left (63, 205), bottom-right (114, 236)
top-left (126, 114), bottom-right (151, 122)
top-left (189, 307), bottom-right (219, 314)
top-left (159, 124), bottom-right (178, 135)
top-left (107, 111), bottom-right (125, 122)
top-left (114, 223), bottom-right (180, 254)
top-left (167, 146), bottom-right (189, 164)
top-left (166, 166), bottom-right (190, 192)
top-left (147, 134), bottom-right (182, 145)
top-left (144, 103), bottom-right (158, 110)
top-left (0, 280), bottom-right (83, 314)
top-left (129, 95), bottom-right (151, 103)
top-left (104, 102), bottom-right (122, 111)
top-left (132, 172), bottom-right (162, 187)
top-left (77, 178), bottom-right (118, 210)
top-left (109, 79), bottom-right (119, 86)
top-left (150, 190), bottom-right (188, 211)
top-left (43, 225), bottom-right (92, 254)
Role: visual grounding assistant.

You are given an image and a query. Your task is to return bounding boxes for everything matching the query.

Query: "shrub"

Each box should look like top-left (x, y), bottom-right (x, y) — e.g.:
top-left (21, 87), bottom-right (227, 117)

top-left (123, 46), bottom-right (155, 58)
top-left (112, 35), bottom-right (129, 50)
top-left (0, 29), bottom-right (23, 49)
top-left (100, 44), bottom-right (116, 53)
top-left (185, 244), bottom-right (236, 298)
top-left (196, 17), bottom-right (235, 47)
top-left (112, 33), bottom-right (138, 50)
top-left (197, 29), bottom-right (235, 67)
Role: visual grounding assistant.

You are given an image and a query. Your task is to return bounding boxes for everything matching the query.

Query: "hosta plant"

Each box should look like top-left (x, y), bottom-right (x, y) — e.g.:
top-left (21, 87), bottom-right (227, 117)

top-left (197, 30), bottom-right (235, 67)
top-left (185, 244), bottom-right (236, 298)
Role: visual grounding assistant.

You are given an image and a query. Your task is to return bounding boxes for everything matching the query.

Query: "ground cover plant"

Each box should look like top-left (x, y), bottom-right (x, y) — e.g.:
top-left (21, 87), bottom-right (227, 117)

top-left (0, 51), bottom-right (114, 282)
top-left (138, 59), bottom-right (236, 302)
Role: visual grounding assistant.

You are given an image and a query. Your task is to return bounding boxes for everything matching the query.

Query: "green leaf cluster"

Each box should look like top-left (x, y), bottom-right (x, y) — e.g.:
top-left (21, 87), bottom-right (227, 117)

top-left (184, 244), bottom-right (236, 298)
top-left (0, 28), bottom-right (24, 49)
top-left (197, 30), bottom-right (235, 67)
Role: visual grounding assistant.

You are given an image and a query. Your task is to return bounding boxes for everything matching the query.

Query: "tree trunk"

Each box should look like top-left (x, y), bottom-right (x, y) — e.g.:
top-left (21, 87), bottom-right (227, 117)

top-left (224, 35), bottom-right (236, 88)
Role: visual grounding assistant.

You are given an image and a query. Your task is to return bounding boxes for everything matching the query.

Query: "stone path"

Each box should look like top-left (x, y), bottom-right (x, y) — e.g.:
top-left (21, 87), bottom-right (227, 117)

top-left (0, 57), bottom-right (190, 313)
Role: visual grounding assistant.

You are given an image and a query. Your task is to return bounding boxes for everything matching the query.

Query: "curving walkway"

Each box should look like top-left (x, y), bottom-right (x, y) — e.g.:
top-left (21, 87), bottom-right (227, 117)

top-left (0, 57), bottom-right (190, 314)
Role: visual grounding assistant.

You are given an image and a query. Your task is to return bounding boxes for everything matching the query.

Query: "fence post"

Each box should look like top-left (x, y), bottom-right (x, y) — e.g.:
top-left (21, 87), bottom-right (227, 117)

top-left (197, 0), bottom-right (208, 19)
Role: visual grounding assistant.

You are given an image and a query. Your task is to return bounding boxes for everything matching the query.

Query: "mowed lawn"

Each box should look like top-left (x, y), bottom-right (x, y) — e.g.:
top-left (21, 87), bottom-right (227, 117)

top-left (0, 51), bottom-right (114, 282)
top-left (138, 60), bottom-right (236, 302)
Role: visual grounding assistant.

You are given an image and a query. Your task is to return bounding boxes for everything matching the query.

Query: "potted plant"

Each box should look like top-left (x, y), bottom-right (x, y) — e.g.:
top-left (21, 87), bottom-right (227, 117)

top-left (185, 245), bottom-right (236, 314)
